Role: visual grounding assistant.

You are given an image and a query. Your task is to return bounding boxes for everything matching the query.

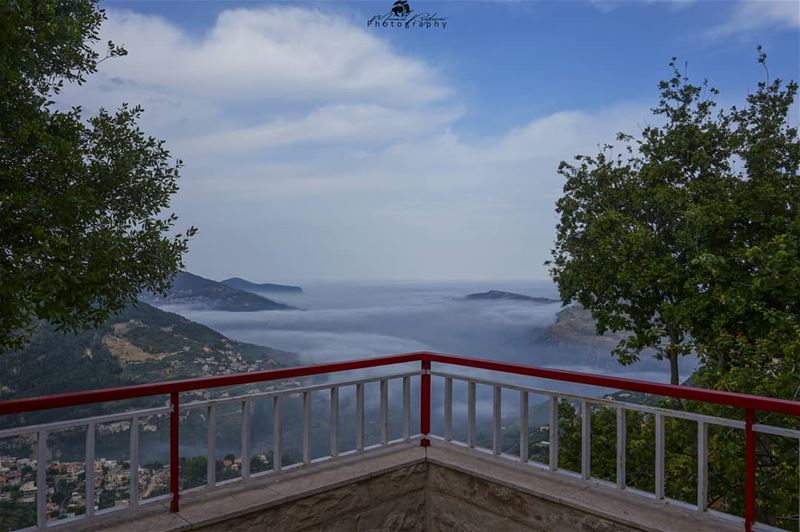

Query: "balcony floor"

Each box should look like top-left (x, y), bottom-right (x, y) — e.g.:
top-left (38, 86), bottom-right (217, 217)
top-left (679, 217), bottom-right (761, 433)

top-left (75, 441), bottom-right (741, 532)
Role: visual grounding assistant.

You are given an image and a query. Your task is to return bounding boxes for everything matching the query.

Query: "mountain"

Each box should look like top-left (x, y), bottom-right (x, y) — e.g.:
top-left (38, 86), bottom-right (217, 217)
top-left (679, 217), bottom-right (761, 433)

top-left (0, 302), bottom-right (298, 426)
top-left (221, 277), bottom-right (303, 294)
top-left (464, 290), bottom-right (558, 303)
top-left (537, 304), bottom-right (627, 355)
top-left (0, 302), bottom-right (298, 401)
top-left (141, 271), bottom-right (294, 311)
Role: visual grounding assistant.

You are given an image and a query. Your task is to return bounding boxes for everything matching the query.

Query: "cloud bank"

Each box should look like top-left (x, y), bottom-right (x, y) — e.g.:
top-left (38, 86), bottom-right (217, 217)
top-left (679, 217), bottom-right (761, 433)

top-left (58, 5), bottom-right (653, 281)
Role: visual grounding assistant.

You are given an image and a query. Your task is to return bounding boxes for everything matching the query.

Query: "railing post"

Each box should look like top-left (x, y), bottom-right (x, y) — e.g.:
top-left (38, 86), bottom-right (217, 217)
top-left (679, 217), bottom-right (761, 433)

top-left (273, 395), bottom-right (282, 472)
top-left (549, 395), bottom-right (559, 471)
top-left (467, 381), bottom-right (476, 448)
top-left (697, 420), bottom-right (707, 511)
top-left (36, 429), bottom-right (47, 529)
top-left (580, 400), bottom-right (591, 480)
top-left (356, 383), bottom-right (365, 451)
top-left (85, 422), bottom-right (96, 518)
top-left (130, 416), bottom-right (140, 506)
top-left (303, 391), bottom-right (311, 464)
top-left (206, 405), bottom-right (216, 488)
top-left (519, 391), bottom-right (529, 463)
top-left (745, 408), bottom-right (756, 532)
top-left (330, 386), bottom-right (339, 456)
top-left (380, 379), bottom-right (389, 446)
top-left (444, 377), bottom-right (453, 442)
top-left (403, 377), bottom-right (411, 442)
top-left (492, 385), bottom-right (501, 455)
top-left (170, 392), bottom-right (180, 513)
top-left (655, 413), bottom-right (664, 499)
top-left (420, 359), bottom-right (431, 447)
top-left (241, 400), bottom-right (252, 478)
top-left (616, 406), bottom-right (626, 490)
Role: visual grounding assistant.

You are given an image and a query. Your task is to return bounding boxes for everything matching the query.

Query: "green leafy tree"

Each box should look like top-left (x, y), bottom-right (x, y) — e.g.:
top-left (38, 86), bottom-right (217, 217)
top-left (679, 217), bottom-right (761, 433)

top-left (552, 51), bottom-right (799, 528)
top-left (548, 57), bottom-right (744, 385)
top-left (0, 0), bottom-right (195, 351)
top-left (685, 52), bottom-right (799, 394)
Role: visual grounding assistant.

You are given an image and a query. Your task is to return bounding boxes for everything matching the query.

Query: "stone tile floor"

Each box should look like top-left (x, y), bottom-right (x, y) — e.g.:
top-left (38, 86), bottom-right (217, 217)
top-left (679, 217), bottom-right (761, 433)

top-left (73, 442), bottom-right (742, 531)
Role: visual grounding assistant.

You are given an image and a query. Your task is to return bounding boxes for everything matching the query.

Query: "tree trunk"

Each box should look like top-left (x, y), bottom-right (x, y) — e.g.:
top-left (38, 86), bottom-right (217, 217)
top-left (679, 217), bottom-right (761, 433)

top-left (669, 350), bottom-right (680, 386)
top-left (665, 325), bottom-right (682, 386)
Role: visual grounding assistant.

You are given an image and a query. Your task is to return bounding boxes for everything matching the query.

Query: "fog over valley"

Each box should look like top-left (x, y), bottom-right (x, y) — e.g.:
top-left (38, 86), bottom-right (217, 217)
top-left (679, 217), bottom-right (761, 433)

top-left (163, 279), bottom-right (698, 397)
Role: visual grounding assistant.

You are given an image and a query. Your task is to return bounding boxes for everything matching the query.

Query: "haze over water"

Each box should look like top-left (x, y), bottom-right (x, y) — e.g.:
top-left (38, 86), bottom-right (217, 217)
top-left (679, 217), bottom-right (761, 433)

top-left (168, 280), bottom-right (697, 399)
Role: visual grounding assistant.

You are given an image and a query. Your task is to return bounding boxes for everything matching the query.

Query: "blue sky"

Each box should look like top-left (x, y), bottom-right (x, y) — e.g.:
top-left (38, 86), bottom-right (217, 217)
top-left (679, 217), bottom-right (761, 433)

top-left (78, 1), bottom-right (799, 281)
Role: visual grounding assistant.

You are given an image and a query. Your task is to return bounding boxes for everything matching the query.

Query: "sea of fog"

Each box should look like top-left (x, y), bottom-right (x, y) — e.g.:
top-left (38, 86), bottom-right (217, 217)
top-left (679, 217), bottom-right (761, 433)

top-left (1, 281), bottom-right (701, 471)
top-left (165, 280), bottom-right (697, 400)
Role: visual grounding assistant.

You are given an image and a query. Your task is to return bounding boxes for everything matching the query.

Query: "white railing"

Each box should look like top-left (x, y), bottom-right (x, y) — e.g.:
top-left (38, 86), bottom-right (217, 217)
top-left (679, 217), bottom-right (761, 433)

top-left (1, 354), bottom-right (798, 531)
top-left (428, 371), bottom-right (800, 531)
top-left (0, 371), bottom-right (420, 530)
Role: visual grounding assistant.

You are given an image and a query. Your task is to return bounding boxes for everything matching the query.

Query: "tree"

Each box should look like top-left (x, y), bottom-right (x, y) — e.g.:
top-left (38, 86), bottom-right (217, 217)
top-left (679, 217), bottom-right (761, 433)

top-left (552, 51), bottom-right (799, 527)
top-left (548, 54), bottom-right (798, 385)
top-left (683, 50), bottom-right (799, 394)
top-left (0, 0), bottom-right (195, 351)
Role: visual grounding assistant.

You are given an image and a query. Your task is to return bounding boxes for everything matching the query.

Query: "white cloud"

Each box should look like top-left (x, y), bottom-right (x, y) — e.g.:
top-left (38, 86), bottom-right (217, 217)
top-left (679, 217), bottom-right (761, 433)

top-left (706, 0), bottom-right (800, 39)
top-left (183, 104), bottom-right (463, 154)
top-left (57, 6), bottom-right (650, 281)
top-left (94, 7), bottom-right (449, 106)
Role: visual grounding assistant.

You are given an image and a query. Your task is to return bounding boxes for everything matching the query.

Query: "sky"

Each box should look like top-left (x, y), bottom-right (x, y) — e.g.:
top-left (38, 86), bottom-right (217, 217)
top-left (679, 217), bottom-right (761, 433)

top-left (62, 0), bottom-right (800, 282)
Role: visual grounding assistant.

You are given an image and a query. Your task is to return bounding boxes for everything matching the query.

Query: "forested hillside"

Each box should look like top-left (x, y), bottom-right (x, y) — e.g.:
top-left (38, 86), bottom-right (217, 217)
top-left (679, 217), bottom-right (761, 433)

top-left (0, 302), bottom-right (298, 427)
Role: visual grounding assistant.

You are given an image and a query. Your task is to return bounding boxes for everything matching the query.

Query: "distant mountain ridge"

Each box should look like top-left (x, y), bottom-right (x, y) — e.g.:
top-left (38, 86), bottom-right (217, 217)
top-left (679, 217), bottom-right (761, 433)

top-left (464, 290), bottom-right (558, 303)
top-left (0, 302), bottom-right (298, 426)
top-left (221, 277), bottom-right (303, 294)
top-left (141, 271), bottom-right (294, 311)
top-left (0, 302), bottom-right (297, 400)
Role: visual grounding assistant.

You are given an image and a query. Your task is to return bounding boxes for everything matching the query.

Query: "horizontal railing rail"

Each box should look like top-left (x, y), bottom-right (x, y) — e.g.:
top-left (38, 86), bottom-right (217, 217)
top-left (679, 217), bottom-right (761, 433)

top-left (424, 352), bottom-right (800, 416)
top-left (429, 369), bottom-right (800, 440)
top-left (0, 351), bottom-right (797, 532)
top-left (0, 352), bottom-right (426, 416)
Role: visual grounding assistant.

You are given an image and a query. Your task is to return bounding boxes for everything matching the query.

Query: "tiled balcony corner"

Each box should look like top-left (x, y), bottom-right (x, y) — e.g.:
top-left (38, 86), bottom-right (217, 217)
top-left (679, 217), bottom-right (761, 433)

top-left (72, 441), bottom-right (741, 531)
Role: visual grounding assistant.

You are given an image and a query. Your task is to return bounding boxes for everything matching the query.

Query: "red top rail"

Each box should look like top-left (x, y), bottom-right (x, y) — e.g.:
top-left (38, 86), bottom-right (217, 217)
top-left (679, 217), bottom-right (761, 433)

top-left (1, 351), bottom-right (798, 417)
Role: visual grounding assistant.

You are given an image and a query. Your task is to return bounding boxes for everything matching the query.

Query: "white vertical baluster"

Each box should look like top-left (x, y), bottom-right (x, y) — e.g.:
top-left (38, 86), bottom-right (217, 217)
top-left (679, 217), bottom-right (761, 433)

top-left (655, 413), bottom-right (665, 499)
top-left (549, 395), bottom-right (558, 471)
top-left (37, 429), bottom-right (48, 528)
top-left (207, 405), bottom-right (216, 488)
top-left (581, 401), bottom-right (591, 480)
top-left (697, 420), bottom-right (708, 510)
top-left (273, 395), bottom-right (282, 472)
top-left (330, 387), bottom-right (339, 457)
top-left (356, 383), bottom-right (364, 451)
top-left (549, 396), bottom-right (559, 471)
top-left (241, 400), bottom-right (252, 478)
top-left (85, 423), bottom-right (95, 517)
top-left (616, 406), bottom-right (626, 490)
top-left (519, 391), bottom-right (529, 463)
top-left (130, 417), bottom-right (140, 506)
top-left (303, 391), bottom-right (311, 465)
top-left (492, 386), bottom-right (502, 455)
top-left (380, 380), bottom-right (388, 445)
top-left (467, 381), bottom-right (476, 448)
top-left (444, 377), bottom-right (453, 442)
top-left (402, 377), bottom-right (411, 442)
